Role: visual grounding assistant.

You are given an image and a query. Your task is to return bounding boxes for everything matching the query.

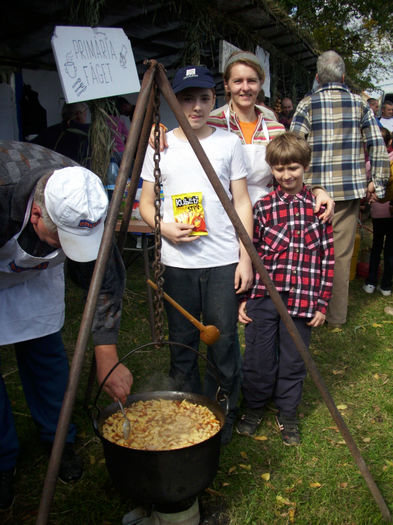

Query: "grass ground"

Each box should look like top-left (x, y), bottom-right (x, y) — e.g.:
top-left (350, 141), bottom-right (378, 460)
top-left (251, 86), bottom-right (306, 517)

top-left (2, 220), bottom-right (393, 524)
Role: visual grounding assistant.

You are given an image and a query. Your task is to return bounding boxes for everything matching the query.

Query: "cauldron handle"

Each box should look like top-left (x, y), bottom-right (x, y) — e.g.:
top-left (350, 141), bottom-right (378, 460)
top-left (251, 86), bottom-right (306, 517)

top-left (93, 340), bottom-right (228, 413)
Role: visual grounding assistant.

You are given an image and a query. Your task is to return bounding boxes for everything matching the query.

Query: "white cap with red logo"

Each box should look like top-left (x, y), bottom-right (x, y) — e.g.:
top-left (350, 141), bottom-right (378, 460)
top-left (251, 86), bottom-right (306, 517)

top-left (45, 166), bottom-right (108, 262)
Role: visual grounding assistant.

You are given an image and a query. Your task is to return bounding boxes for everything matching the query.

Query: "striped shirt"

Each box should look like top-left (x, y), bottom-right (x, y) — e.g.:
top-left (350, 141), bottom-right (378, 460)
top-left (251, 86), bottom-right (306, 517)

top-left (249, 185), bottom-right (334, 318)
top-left (290, 83), bottom-right (389, 201)
top-left (208, 103), bottom-right (285, 145)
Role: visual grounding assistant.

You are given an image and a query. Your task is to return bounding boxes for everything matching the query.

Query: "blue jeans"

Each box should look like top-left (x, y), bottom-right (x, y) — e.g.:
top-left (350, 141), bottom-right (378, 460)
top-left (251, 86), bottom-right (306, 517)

top-left (163, 264), bottom-right (241, 421)
top-left (0, 332), bottom-right (76, 471)
top-left (242, 294), bottom-right (310, 417)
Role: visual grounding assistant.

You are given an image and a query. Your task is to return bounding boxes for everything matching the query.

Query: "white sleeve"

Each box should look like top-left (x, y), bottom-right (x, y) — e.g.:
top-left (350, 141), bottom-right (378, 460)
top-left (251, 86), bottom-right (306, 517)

top-left (140, 145), bottom-right (155, 182)
top-left (230, 135), bottom-right (249, 181)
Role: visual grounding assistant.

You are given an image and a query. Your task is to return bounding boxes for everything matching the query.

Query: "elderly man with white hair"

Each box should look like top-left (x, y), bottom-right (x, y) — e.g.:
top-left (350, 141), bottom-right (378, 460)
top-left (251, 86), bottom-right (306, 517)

top-left (290, 50), bottom-right (389, 329)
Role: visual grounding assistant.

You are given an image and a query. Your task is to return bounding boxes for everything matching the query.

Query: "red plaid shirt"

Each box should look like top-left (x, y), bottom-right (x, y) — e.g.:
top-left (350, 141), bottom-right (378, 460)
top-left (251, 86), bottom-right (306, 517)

top-left (250, 185), bottom-right (334, 318)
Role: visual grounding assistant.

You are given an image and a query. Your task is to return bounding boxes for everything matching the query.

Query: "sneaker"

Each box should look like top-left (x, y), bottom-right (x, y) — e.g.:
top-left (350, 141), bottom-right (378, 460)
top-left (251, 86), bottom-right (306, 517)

top-left (363, 284), bottom-right (376, 294)
top-left (378, 286), bottom-right (392, 297)
top-left (0, 468), bottom-right (15, 511)
top-left (275, 415), bottom-right (300, 446)
top-left (58, 443), bottom-right (83, 483)
top-left (236, 408), bottom-right (263, 436)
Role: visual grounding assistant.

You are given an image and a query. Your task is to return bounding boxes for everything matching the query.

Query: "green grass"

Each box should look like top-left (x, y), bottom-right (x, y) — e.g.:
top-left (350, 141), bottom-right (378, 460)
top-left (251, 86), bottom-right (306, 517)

top-left (2, 224), bottom-right (393, 524)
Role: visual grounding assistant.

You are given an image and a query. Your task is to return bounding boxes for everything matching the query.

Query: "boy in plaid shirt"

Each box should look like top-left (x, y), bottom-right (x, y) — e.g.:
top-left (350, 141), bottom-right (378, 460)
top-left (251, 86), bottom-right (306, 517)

top-left (236, 132), bottom-right (334, 445)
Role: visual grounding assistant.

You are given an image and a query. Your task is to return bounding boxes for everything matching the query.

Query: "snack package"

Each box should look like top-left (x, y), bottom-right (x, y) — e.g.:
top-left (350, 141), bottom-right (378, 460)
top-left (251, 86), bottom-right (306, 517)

top-left (171, 192), bottom-right (208, 235)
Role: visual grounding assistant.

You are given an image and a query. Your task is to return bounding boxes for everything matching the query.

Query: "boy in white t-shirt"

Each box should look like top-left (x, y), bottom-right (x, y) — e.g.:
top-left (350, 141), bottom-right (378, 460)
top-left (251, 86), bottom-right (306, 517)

top-left (139, 65), bottom-right (253, 444)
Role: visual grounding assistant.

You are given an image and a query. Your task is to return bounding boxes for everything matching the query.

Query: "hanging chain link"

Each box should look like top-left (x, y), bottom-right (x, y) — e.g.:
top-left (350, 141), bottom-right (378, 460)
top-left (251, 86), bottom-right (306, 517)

top-left (152, 80), bottom-right (165, 343)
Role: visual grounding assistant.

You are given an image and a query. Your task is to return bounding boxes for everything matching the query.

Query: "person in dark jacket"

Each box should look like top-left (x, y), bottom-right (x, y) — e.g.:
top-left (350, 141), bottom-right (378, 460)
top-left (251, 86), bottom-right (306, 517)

top-left (32, 102), bottom-right (90, 165)
top-left (0, 141), bottom-right (133, 511)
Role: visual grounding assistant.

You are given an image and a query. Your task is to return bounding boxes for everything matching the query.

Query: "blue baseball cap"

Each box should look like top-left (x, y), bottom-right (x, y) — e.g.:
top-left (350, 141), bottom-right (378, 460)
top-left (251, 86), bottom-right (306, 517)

top-left (172, 65), bottom-right (216, 94)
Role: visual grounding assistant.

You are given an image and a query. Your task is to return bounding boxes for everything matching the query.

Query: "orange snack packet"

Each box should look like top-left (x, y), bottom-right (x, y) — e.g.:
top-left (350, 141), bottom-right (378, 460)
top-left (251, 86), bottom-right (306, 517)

top-left (171, 192), bottom-right (208, 235)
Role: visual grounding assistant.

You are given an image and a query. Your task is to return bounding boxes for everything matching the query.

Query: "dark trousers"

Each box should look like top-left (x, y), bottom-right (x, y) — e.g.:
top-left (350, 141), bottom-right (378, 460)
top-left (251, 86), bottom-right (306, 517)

top-left (163, 264), bottom-right (241, 422)
top-left (0, 331), bottom-right (76, 471)
top-left (366, 217), bottom-right (393, 290)
top-left (242, 294), bottom-right (310, 417)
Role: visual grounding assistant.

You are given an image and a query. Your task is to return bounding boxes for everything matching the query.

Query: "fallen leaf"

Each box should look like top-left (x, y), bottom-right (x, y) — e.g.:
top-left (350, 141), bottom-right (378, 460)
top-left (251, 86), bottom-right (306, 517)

top-left (372, 323), bottom-right (383, 328)
top-left (363, 437), bottom-right (371, 443)
top-left (228, 466), bottom-right (237, 474)
top-left (254, 435), bottom-right (268, 441)
top-left (309, 482), bottom-right (322, 488)
top-left (332, 369), bottom-right (345, 375)
top-left (205, 488), bottom-right (222, 497)
top-left (373, 373), bottom-right (380, 380)
top-left (276, 495), bottom-right (294, 506)
top-left (261, 473), bottom-right (271, 481)
top-left (337, 440), bottom-right (346, 445)
top-left (337, 404), bottom-right (348, 410)
top-left (239, 464), bottom-right (251, 471)
top-left (240, 451), bottom-right (248, 460)
top-left (222, 482), bottom-right (230, 487)
top-left (340, 482), bottom-right (348, 488)
top-left (289, 507), bottom-right (296, 523)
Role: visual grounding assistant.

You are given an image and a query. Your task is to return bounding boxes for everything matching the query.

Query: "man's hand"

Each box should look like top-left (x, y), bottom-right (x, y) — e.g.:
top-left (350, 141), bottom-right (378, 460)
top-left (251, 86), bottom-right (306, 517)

top-left (307, 311), bottom-right (326, 327)
top-left (313, 187), bottom-right (335, 223)
top-left (95, 345), bottom-right (133, 403)
top-left (238, 301), bottom-right (252, 324)
top-left (234, 258), bottom-right (253, 294)
top-left (366, 180), bottom-right (378, 202)
top-left (148, 124), bottom-right (168, 151)
top-left (161, 222), bottom-right (199, 244)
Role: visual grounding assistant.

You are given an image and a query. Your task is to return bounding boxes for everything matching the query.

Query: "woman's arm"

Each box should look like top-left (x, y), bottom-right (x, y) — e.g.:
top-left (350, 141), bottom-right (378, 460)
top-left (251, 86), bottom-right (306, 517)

top-left (230, 177), bottom-right (254, 293)
top-left (312, 187), bottom-right (335, 223)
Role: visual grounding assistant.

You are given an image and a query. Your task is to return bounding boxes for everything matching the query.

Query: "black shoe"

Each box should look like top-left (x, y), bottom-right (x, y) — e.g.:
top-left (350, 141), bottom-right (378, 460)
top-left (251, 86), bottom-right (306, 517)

top-left (275, 415), bottom-right (300, 446)
top-left (236, 408), bottom-right (263, 436)
top-left (0, 468), bottom-right (15, 511)
top-left (58, 443), bottom-right (83, 484)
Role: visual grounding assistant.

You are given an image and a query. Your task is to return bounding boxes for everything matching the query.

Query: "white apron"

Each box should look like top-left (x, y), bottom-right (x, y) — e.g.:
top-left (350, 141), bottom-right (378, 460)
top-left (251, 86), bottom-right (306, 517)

top-left (225, 109), bottom-right (273, 205)
top-left (0, 196), bottom-right (66, 345)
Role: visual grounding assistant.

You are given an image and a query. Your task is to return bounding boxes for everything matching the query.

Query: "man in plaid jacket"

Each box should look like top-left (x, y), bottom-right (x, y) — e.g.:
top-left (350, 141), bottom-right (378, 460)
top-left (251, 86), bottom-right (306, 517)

top-left (290, 50), bottom-right (389, 329)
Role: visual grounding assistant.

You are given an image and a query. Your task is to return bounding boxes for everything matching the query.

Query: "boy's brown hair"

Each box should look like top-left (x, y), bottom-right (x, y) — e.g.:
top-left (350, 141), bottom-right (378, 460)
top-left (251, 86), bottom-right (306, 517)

top-left (266, 132), bottom-right (311, 169)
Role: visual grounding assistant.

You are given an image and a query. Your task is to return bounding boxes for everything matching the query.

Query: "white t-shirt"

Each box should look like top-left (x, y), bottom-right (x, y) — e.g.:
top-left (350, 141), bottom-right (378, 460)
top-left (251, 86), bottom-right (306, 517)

top-left (141, 128), bottom-right (248, 269)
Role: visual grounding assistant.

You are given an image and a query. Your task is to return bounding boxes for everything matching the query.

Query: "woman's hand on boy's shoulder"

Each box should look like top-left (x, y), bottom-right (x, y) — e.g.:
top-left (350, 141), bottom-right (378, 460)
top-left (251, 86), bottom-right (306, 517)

top-left (148, 123), bottom-right (169, 151)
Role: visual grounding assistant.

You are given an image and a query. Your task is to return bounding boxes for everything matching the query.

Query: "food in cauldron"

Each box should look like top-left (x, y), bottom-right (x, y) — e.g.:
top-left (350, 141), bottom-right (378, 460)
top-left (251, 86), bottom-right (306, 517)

top-left (102, 398), bottom-right (221, 451)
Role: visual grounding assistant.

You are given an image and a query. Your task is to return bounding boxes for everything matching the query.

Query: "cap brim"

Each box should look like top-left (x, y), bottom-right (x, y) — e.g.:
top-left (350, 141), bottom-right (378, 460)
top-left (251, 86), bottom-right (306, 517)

top-left (173, 80), bottom-right (216, 93)
top-left (57, 220), bottom-right (105, 262)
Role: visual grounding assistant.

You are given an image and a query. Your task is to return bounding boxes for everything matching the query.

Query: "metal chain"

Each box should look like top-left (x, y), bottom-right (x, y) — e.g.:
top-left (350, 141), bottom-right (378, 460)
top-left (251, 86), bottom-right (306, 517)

top-left (152, 80), bottom-right (165, 343)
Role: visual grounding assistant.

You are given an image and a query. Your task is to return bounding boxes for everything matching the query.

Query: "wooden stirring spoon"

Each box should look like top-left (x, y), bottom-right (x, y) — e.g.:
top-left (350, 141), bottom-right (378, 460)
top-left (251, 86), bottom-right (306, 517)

top-left (147, 279), bottom-right (220, 345)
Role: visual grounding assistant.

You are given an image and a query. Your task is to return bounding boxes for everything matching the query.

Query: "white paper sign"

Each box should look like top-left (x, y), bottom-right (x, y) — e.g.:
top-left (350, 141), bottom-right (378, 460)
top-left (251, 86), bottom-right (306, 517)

top-left (255, 46), bottom-right (271, 98)
top-left (219, 40), bottom-right (240, 73)
top-left (51, 26), bottom-right (140, 103)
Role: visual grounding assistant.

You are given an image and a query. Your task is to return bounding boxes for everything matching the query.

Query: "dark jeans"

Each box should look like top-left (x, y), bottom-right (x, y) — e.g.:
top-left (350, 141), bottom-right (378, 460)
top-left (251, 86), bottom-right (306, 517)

top-left (0, 332), bottom-right (76, 470)
top-left (163, 264), bottom-right (241, 421)
top-left (366, 218), bottom-right (393, 290)
top-left (242, 294), bottom-right (310, 417)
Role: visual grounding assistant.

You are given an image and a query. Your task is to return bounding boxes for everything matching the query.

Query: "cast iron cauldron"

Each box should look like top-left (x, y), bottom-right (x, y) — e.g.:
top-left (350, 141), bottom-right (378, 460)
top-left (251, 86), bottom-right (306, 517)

top-left (91, 342), bottom-right (227, 506)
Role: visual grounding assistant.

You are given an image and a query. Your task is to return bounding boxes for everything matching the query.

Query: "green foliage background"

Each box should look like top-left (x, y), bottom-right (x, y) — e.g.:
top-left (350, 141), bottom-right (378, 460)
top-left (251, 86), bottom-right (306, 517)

top-left (275, 0), bottom-right (393, 88)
